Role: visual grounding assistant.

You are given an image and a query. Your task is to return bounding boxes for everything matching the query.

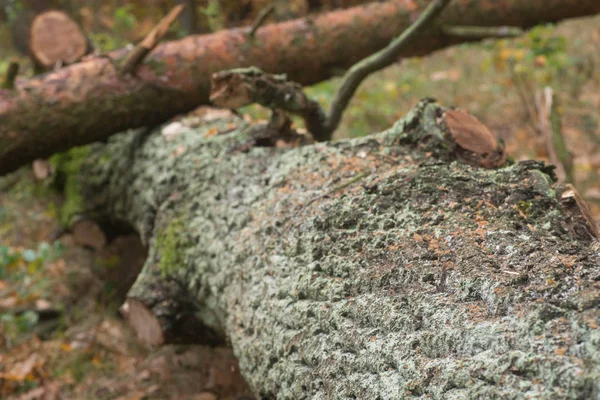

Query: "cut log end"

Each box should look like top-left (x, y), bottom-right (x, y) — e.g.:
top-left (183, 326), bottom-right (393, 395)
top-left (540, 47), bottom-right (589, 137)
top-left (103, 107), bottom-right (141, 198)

top-left (71, 218), bottom-right (108, 251)
top-left (29, 10), bottom-right (88, 70)
top-left (121, 298), bottom-right (165, 347)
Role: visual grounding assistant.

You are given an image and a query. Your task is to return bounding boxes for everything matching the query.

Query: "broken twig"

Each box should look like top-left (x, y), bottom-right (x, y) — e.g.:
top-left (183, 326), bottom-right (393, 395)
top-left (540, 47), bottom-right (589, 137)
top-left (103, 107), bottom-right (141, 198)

top-left (210, 67), bottom-right (327, 139)
top-left (121, 5), bottom-right (184, 75)
top-left (2, 61), bottom-right (19, 89)
top-left (442, 25), bottom-right (523, 39)
top-left (249, 4), bottom-right (276, 39)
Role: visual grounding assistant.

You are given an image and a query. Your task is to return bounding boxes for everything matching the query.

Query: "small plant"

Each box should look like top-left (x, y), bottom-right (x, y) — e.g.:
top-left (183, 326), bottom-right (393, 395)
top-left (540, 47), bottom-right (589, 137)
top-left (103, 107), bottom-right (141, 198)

top-left (0, 242), bottom-right (64, 346)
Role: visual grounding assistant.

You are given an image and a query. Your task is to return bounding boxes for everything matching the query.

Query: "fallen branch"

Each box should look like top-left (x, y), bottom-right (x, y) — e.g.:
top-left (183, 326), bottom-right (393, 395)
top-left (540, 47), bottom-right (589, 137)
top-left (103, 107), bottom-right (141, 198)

top-left (213, 0), bottom-right (451, 141)
top-left (2, 0), bottom-right (600, 174)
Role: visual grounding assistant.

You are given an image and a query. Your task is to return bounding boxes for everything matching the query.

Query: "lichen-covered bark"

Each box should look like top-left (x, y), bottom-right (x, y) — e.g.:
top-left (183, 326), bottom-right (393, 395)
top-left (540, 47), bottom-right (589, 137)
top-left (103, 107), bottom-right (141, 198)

top-left (77, 101), bottom-right (600, 399)
top-left (2, 0), bottom-right (600, 174)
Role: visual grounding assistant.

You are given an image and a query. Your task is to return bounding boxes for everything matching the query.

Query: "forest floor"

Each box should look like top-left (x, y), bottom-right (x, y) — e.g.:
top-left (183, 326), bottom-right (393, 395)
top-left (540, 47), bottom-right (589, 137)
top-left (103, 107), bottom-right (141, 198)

top-left (1, 13), bottom-right (600, 400)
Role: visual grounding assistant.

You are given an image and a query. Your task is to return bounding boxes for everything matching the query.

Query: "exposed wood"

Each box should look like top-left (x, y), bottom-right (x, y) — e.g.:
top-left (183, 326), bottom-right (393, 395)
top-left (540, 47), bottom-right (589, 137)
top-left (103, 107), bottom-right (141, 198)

top-left (72, 99), bottom-right (600, 398)
top-left (559, 184), bottom-right (599, 240)
top-left (71, 218), bottom-right (108, 251)
top-left (122, 298), bottom-right (165, 347)
top-left (1, 0), bottom-right (600, 175)
top-left (28, 10), bottom-right (88, 70)
top-left (32, 158), bottom-right (51, 180)
top-left (444, 109), bottom-right (507, 168)
top-left (121, 5), bottom-right (185, 75)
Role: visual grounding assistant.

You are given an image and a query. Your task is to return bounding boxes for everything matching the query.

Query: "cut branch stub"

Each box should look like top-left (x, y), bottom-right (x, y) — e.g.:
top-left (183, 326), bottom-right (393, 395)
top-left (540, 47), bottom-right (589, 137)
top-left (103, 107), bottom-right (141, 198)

top-left (29, 11), bottom-right (88, 70)
top-left (120, 5), bottom-right (184, 75)
top-left (444, 109), bottom-right (507, 169)
top-left (210, 68), bottom-right (328, 141)
top-left (559, 184), bottom-right (600, 240)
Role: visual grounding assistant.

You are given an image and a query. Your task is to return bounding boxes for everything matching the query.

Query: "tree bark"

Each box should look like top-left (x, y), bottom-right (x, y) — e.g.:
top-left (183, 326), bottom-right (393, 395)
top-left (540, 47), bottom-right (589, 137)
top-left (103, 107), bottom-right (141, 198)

top-left (72, 100), bottom-right (600, 399)
top-left (1, 0), bottom-right (600, 175)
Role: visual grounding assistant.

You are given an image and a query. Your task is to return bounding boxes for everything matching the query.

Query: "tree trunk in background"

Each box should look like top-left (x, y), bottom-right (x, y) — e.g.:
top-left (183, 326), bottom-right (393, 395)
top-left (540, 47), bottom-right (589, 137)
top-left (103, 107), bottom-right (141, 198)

top-left (1, 0), bottom-right (600, 175)
top-left (176, 0), bottom-right (199, 34)
top-left (73, 100), bottom-right (600, 399)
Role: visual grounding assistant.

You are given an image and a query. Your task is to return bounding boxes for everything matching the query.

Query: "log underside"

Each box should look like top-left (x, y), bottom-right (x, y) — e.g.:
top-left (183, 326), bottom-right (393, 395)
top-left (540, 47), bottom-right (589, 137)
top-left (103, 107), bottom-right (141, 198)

top-left (74, 100), bottom-right (600, 399)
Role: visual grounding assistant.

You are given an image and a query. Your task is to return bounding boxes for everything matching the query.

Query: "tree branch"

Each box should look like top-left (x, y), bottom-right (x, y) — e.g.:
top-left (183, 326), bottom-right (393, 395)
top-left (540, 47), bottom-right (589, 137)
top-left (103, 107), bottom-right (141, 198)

top-left (210, 67), bottom-right (327, 139)
top-left (323, 0), bottom-right (451, 138)
top-left (211, 0), bottom-right (451, 141)
top-left (248, 4), bottom-right (275, 39)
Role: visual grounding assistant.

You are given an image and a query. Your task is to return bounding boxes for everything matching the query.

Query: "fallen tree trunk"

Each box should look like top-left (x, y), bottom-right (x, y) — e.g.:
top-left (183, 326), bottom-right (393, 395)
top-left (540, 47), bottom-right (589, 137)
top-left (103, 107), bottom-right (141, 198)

top-left (2, 0), bottom-right (600, 175)
top-left (71, 100), bottom-right (600, 398)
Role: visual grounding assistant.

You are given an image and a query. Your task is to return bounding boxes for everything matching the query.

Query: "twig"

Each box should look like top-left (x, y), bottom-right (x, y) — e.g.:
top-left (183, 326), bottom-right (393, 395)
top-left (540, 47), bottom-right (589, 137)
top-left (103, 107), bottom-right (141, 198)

top-left (436, 265), bottom-right (447, 293)
top-left (323, 0), bottom-right (451, 138)
top-left (2, 61), bottom-right (19, 90)
top-left (249, 4), bottom-right (275, 39)
top-left (508, 60), bottom-right (539, 135)
top-left (121, 5), bottom-right (185, 75)
top-left (536, 87), bottom-right (573, 183)
top-left (442, 25), bottom-right (523, 39)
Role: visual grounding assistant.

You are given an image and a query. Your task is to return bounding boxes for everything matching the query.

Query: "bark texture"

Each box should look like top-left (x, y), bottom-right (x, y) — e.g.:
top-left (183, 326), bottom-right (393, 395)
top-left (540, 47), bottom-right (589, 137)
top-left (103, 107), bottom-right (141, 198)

top-left (2, 0), bottom-right (600, 175)
top-left (73, 100), bottom-right (600, 399)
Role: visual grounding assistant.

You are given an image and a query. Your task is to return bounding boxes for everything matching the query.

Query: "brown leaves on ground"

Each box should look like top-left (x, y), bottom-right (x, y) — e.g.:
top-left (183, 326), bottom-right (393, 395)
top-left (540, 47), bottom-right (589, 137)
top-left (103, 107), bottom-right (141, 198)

top-left (0, 177), bottom-right (252, 399)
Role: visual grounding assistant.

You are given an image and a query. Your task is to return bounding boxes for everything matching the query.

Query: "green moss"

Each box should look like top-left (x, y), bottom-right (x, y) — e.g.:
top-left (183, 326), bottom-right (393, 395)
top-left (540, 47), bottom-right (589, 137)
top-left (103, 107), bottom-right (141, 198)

top-left (49, 146), bottom-right (90, 226)
top-left (517, 200), bottom-right (533, 217)
top-left (156, 218), bottom-right (187, 277)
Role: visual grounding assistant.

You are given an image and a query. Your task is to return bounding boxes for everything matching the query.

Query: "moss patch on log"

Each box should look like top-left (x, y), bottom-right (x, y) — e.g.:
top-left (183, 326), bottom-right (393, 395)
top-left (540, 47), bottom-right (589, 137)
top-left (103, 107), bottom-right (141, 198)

top-left (49, 146), bottom-right (90, 226)
top-left (156, 217), bottom-right (187, 277)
